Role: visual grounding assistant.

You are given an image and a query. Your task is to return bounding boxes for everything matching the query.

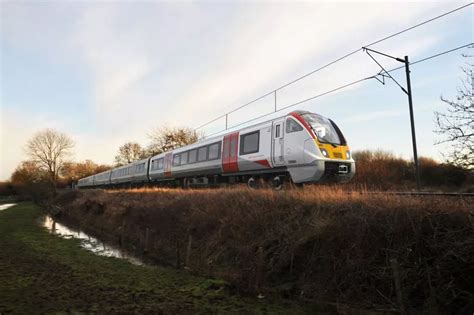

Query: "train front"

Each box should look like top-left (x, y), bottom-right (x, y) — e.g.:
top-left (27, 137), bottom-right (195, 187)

top-left (288, 111), bottom-right (356, 184)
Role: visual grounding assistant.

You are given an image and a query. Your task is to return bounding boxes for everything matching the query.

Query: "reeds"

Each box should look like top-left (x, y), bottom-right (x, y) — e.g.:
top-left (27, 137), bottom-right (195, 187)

top-left (56, 186), bottom-right (473, 312)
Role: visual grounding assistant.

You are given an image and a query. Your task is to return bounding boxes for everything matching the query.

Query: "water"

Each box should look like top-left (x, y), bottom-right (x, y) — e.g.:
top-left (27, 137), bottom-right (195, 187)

top-left (0, 203), bottom-right (16, 211)
top-left (42, 215), bottom-right (145, 266)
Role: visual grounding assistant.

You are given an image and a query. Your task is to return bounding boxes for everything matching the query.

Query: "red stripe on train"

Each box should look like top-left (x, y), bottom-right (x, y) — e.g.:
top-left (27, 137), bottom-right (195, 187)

top-left (290, 112), bottom-right (316, 139)
top-left (254, 159), bottom-right (271, 168)
top-left (222, 132), bottom-right (239, 173)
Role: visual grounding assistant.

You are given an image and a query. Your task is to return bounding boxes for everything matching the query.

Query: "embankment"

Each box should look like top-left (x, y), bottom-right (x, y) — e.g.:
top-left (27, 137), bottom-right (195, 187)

top-left (1, 202), bottom-right (311, 314)
top-left (55, 187), bottom-right (474, 313)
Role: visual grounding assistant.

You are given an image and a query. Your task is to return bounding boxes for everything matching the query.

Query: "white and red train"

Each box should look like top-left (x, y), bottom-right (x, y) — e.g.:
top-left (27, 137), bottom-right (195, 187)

top-left (77, 110), bottom-right (355, 189)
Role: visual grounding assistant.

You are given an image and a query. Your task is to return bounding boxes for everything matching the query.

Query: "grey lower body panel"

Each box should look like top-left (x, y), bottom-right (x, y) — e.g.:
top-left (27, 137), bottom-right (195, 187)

top-left (288, 159), bottom-right (355, 184)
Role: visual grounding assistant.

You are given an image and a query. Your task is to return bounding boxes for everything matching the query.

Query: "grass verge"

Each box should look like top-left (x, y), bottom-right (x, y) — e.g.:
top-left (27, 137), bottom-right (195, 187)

top-left (0, 202), bottom-right (311, 314)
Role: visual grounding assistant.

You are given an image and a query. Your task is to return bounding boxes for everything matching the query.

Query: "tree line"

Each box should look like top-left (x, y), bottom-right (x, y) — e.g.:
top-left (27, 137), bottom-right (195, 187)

top-left (114, 127), bottom-right (200, 165)
top-left (2, 127), bottom-right (199, 198)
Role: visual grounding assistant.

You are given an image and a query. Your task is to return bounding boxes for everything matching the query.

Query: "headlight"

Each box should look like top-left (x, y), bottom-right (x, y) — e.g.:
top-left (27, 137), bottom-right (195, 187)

top-left (346, 150), bottom-right (351, 159)
top-left (320, 148), bottom-right (328, 157)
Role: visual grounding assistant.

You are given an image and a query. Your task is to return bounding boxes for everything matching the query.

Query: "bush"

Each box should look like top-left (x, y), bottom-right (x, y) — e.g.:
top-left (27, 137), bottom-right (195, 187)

top-left (352, 150), bottom-right (468, 190)
top-left (56, 187), bottom-right (473, 312)
top-left (0, 181), bottom-right (16, 196)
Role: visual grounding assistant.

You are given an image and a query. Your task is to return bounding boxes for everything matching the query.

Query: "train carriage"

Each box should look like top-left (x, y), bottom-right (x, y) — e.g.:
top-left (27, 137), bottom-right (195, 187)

top-left (77, 110), bottom-right (355, 189)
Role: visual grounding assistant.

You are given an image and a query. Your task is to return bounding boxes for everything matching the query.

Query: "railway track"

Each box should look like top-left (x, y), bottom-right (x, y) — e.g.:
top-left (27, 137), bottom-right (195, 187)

top-left (366, 191), bottom-right (474, 197)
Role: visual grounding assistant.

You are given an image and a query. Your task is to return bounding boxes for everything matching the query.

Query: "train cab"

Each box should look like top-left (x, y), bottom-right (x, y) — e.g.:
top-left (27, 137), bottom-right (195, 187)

top-left (284, 111), bottom-right (355, 183)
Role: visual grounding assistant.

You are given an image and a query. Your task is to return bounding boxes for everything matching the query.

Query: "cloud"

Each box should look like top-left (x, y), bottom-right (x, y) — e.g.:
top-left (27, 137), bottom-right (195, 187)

top-left (63, 1), bottom-right (451, 129)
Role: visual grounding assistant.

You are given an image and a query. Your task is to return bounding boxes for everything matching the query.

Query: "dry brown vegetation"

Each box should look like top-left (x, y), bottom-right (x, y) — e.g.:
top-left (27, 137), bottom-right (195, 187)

top-left (352, 150), bottom-right (471, 190)
top-left (55, 186), bottom-right (473, 313)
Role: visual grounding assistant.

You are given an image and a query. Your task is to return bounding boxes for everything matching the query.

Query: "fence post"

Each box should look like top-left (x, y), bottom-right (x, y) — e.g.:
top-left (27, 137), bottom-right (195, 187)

top-left (390, 258), bottom-right (406, 315)
top-left (290, 253), bottom-right (295, 276)
top-left (185, 234), bottom-right (193, 267)
top-left (176, 240), bottom-right (181, 269)
top-left (255, 246), bottom-right (264, 291)
top-left (144, 228), bottom-right (150, 253)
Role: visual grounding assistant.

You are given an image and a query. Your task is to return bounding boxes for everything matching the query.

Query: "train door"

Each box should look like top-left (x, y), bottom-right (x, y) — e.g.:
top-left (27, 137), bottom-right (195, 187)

top-left (222, 132), bottom-right (239, 173)
top-left (164, 152), bottom-right (173, 177)
top-left (272, 119), bottom-right (285, 166)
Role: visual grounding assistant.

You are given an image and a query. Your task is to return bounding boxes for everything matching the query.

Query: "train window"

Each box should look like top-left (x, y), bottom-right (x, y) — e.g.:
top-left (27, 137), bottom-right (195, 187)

top-left (208, 142), bottom-right (221, 160)
top-left (275, 125), bottom-right (281, 138)
top-left (173, 154), bottom-right (181, 166)
top-left (240, 131), bottom-right (259, 155)
top-left (198, 146), bottom-right (208, 162)
top-left (181, 151), bottom-right (188, 165)
top-left (188, 149), bottom-right (197, 163)
top-left (286, 118), bottom-right (303, 133)
top-left (157, 158), bottom-right (164, 169)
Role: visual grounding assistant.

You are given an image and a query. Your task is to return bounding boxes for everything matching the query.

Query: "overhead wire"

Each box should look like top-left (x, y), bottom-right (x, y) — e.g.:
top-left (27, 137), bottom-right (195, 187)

top-left (202, 42), bottom-right (473, 138)
top-left (195, 2), bottom-right (473, 133)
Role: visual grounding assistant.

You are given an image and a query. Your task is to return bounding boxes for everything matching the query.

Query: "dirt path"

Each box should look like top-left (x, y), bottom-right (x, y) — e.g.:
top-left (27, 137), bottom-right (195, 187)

top-left (0, 203), bottom-right (308, 314)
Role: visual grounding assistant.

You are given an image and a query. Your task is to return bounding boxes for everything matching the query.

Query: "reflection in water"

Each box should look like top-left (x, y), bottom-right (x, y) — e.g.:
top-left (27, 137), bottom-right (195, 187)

top-left (42, 216), bottom-right (144, 266)
top-left (0, 203), bottom-right (16, 211)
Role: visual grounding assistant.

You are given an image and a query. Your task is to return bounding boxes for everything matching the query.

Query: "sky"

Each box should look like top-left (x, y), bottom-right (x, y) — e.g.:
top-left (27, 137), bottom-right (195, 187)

top-left (0, 1), bottom-right (472, 180)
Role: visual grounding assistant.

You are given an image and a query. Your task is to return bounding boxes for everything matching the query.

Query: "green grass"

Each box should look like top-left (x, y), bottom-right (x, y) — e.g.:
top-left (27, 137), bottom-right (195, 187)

top-left (0, 203), bottom-right (308, 314)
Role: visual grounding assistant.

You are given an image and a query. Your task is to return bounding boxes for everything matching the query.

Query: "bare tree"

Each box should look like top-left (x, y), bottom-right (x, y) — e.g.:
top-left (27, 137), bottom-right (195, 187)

top-left (435, 50), bottom-right (473, 169)
top-left (25, 129), bottom-right (74, 190)
top-left (147, 127), bottom-right (201, 155)
top-left (114, 142), bottom-right (146, 166)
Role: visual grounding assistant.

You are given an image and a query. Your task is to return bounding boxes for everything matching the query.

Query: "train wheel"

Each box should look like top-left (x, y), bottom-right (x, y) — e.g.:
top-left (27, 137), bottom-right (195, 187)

top-left (272, 176), bottom-right (283, 190)
top-left (247, 177), bottom-right (259, 189)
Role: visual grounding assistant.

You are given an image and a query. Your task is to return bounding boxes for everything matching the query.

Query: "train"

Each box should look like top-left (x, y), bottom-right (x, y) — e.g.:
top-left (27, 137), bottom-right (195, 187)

top-left (77, 110), bottom-right (355, 189)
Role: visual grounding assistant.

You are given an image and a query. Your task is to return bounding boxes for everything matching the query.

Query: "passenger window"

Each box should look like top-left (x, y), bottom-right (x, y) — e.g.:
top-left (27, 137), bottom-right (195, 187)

top-left (181, 151), bottom-right (188, 165)
top-left (208, 143), bottom-right (221, 160)
top-left (240, 131), bottom-right (259, 155)
top-left (157, 158), bottom-right (164, 170)
top-left (198, 146), bottom-right (208, 162)
top-left (173, 154), bottom-right (181, 166)
top-left (275, 125), bottom-right (280, 138)
top-left (188, 150), bottom-right (197, 163)
top-left (286, 118), bottom-right (303, 133)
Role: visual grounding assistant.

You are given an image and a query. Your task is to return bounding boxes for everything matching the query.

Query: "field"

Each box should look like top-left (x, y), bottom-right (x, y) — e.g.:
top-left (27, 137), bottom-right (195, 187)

top-left (0, 202), bottom-right (314, 314)
top-left (52, 186), bottom-right (474, 313)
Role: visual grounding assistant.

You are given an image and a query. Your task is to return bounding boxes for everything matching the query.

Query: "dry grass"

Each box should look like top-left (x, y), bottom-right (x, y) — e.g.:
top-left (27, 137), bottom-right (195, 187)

top-left (351, 150), bottom-right (470, 190)
top-left (55, 186), bottom-right (473, 312)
